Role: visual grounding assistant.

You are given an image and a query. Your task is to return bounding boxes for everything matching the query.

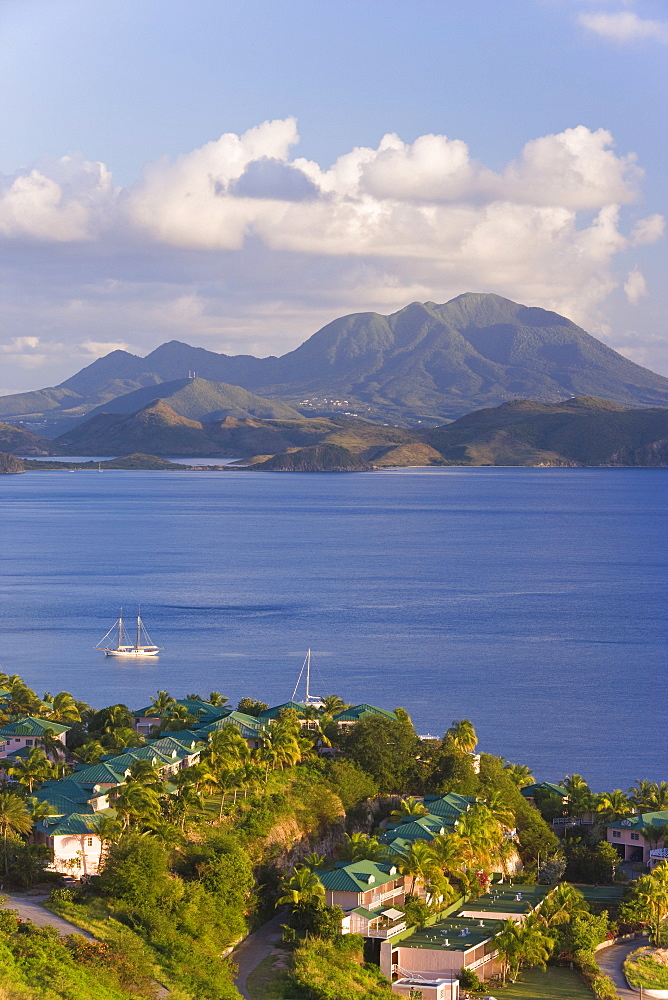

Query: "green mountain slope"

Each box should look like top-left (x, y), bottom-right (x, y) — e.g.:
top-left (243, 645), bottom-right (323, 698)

top-left (426, 397), bottom-right (668, 466)
top-left (253, 443), bottom-right (372, 472)
top-left (0, 421), bottom-right (56, 455)
top-left (84, 376), bottom-right (302, 422)
top-left (1, 294), bottom-right (667, 429)
top-left (55, 401), bottom-right (221, 456)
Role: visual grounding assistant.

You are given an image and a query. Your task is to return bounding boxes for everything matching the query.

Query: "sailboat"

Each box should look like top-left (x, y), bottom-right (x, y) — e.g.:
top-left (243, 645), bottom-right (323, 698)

top-left (291, 648), bottom-right (324, 708)
top-left (95, 608), bottom-right (162, 656)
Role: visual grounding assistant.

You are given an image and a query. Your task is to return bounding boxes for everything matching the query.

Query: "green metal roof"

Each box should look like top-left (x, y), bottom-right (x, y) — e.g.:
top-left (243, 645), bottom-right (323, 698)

top-left (36, 812), bottom-right (102, 836)
top-left (381, 817), bottom-right (445, 844)
top-left (257, 701), bottom-right (308, 720)
top-left (332, 704), bottom-right (398, 723)
top-left (459, 884), bottom-right (552, 915)
top-left (199, 713), bottom-right (264, 739)
top-left (424, 793), bottom-right (474, 818)
top-left (36, 779), bottom-right (96, 804)
top-left (606, 810), bottom-right (668, 831)
top-left (133, 699), bottom-right (228, 720)
top-left (155, 728), bottom-right (206, 744)
top-left (0, 716), bottom-right (70, 737)
top-left (316, 859), bottom-right (399, 893)
top-left (520, 782), bottom-right (567, 799)
top-left (71, 762), bottom-right (127, 784)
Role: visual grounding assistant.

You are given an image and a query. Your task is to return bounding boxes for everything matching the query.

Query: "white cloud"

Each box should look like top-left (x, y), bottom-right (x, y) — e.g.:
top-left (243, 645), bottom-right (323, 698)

top-left (624, 267), bottom-right (648, 303)
top-left (0, 118), bottom-right (664, 388)
top-left (0, 155), bottom-right (113, 241)
top-left (578, 10), bottom-right (668, 43)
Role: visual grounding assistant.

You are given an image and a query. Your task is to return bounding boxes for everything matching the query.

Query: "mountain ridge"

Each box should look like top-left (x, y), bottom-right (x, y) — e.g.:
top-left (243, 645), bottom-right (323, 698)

top-left (2, 293), bottom-right (667, 429)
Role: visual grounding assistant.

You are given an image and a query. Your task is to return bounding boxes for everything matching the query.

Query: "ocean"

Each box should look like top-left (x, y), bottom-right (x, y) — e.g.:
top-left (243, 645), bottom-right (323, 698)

top-left (0, 465), bottom-right (666, 790)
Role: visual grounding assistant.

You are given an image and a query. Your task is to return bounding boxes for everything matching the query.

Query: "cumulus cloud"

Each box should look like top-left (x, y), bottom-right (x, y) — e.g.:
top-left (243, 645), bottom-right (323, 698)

top-left (0, 118), bottom-right (664, 389)
top-left (624, 267), bottom-right (648, 304)
top-left (578, 10), bottom-right (668, 43)
top-left (0, 155), bottom-right (113, 241)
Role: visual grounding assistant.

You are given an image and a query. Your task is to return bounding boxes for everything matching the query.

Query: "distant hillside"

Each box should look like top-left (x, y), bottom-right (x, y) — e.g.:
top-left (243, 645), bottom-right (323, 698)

top-left (253, 444), bottom-right (372, 472)
top-left (83, 376), bottom-right (302, 422)
top-left (54, 401), bottom-right (221, 456)
top-left (426, 397), bottom-right (668, 466)
top-left (1, 293), bottom-right (667, 430)
top-left (0, 422), bottom-right (55, 456)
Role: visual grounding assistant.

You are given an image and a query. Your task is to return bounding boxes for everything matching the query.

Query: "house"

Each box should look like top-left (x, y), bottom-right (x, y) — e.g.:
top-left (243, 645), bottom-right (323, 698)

top-left (520, 782), bottom-right (568, 806)
top-left (391, 974), bottom-right (459, 1000)
top-left (332, 704), bottom-right (399, 731)
top-left (381, 794), bottom-right (475, 849)
top-left (606, 811), bottom-right (668, 864)
top-left (314, 859), bottom-right (408, 938)
top-left (33, 811), bottom-right (114, 877)
top-left (380, 884), bottom-right (554, 993)
top-left (0, 717), bottom-right (70, 758)
top-left (198, 712), bottom-right (265, 749)
top-left (132, 698), bottom-right (229, 735)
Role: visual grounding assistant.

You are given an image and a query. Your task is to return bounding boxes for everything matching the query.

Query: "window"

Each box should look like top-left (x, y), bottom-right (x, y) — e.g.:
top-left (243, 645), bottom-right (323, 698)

top-left (86, 837), bottom-right (93, 847)
top-left (630, 833), bottom-right (640, 841)
top-left (25, 740), bottom-right (33, 746)
top-left (612, 831), bottom-right (621, 838)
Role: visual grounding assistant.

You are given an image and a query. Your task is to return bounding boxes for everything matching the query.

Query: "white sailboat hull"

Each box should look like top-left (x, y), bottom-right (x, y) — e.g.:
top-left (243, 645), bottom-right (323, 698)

top-left (102, 647), bottom-right (160, 657)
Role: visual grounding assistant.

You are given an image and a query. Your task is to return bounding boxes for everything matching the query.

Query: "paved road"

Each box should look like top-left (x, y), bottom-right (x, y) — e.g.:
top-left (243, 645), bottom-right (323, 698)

top-left (232, 912), bottom-right (285, 1000)
top-left (596, 936), bottom-right (649, 999)
top-left (0, 892), bottom-right (94, 938)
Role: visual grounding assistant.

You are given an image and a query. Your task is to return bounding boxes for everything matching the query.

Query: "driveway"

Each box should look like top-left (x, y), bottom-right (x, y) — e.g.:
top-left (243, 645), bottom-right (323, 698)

top-left (596, 936), bottom-right (649, 999)
top-left (0, 892), bottom-right (93, 938)
top-left (232, 912), bottom-right (285, 1000)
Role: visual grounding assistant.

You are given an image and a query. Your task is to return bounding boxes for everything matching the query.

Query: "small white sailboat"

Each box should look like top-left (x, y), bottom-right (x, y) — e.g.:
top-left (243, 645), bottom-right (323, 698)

top-left (291, 648), bottom-right (324, 708)
top-left (96, 608), bottom-right (161, 656)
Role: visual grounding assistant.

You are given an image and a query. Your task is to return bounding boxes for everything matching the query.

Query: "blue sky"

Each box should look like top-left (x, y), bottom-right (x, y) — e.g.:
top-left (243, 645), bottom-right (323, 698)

top-left (0, 0), bottom-right (666, 391)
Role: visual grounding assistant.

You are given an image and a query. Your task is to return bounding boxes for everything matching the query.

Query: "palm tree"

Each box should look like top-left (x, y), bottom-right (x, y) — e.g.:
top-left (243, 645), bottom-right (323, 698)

top-left (73, 739), bottom-right (106, 764)
top-left (127, 759), bottom-right (166, 795)
top-left (596, 789), bottom-right (632, 823)
top-left (479, 790), bottom-right (515, 830)
top-left (538, 883), bottom-right (588, 928)
top-left (92, 813), bottom-right (123, 861)
top-left (395, 840), bottom-right (439, 896)
top-left (561, 773), bottom-right (589, 795)
top-left (172, 783), bottom-right (204, 830)
top-left (10, 747), bottom-right (53, 793)
top-left (111, 781), bottom-right (161, 829)
top-left (302, 852), bottom-right (327, 870)
top-left (150, 690), bottom-right (176, 716)
top-left (322, 695), bottom-right (347, 715)
top-left (208, 692), bottom-right (228, 707)
top-left (162, 704), bottom-right (195, 731)
top-left (647, 782), bottom-right (668, 812)
top-left (390, 797), bottom-right (428, 820)
top-left (25, 796), bottom-right (57, 823)
top-left (629, 779), bottom-right (657, 812)
top-left (45, 691), bottom-right (81, 723)
top-left (0, 791), bottom-right (32, 875)
top-left (641, 823), bottom-right (667, 852)
top-left (445, 719), bottom-right (477, 753)
top-left (277, 865), bottom-right (326, 926)
top-left (4, 680), bottom-right (42, 718)
top-left (40, 728), bottom-right (68, 763)
top-left (624, 864), bottom-right (668, 945)
top-left (503, 762), bottom-right (534, 788)
top-left (337, 832), bottom-right (389, 863)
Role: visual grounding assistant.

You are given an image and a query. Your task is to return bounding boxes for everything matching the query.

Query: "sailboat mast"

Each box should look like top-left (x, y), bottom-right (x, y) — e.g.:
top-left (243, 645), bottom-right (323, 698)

top-left (136, 607), bottom-right (141, 650)
top-left (305, 648), bottom-right (311, 702)
top-left (118, 609), bottom-right (123, 650)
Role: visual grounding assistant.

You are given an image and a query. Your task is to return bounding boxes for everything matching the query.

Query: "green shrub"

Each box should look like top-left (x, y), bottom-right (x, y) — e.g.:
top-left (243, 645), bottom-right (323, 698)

top-left (591, 973), bottom-right (618, 999)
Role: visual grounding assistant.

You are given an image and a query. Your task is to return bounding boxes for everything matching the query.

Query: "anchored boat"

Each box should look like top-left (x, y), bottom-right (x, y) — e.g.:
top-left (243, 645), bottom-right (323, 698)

top-left (291, 648), bottom-right (324, 708)
top-left (96, 608), bottom-right (161, 657)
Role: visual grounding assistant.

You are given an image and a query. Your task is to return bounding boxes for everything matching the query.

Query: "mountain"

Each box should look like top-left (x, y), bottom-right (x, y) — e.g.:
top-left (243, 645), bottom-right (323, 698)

top-left (82, 376), bottom-right (302, 422)
top-left (2, 293), bottom-right (667, 429)
top-left (0, 452), bottom-right (24, 474)
top-left (425, 397), bottom-right (668, 466)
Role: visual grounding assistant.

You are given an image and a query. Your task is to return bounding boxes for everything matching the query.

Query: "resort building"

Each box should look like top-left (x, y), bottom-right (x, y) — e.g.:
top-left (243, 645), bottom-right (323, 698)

top-left (606, 811), bottom-right (668, 864)
top-left (332, 704), bottom-right (399, 731)
top-left (0, 717), bottom-right (70, 759)
top-left (380, 793), bottom-right (475, 850)
top-left (132, 698), bottom-right (230, 735)
top-left (33, 812), bottom-right (110, 877)
top-left (380, 885), bottom-right (554, 996)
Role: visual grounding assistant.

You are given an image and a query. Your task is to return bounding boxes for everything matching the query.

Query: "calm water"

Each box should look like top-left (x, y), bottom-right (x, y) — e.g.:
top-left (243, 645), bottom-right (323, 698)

top-left (0, 467), bottom-right (666, 790)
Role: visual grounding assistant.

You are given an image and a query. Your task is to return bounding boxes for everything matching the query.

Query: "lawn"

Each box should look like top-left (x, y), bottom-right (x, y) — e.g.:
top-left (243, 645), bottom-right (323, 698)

top-left (481, 966), bottom-right (594, 999)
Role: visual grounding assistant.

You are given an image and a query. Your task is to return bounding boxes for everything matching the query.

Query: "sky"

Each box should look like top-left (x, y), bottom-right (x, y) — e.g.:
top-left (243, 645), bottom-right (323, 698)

top-left (0, 0), bottom-right (666, 393)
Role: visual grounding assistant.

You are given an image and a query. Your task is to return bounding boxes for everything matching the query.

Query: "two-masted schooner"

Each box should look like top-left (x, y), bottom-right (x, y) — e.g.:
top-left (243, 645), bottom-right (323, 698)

top-left (95, 609), bottom-right (162, 657)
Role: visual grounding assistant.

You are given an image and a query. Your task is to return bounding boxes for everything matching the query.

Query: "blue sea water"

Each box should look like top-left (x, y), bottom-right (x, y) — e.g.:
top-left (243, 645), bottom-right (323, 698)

top-left (0, 466), bottom-right (666, 790)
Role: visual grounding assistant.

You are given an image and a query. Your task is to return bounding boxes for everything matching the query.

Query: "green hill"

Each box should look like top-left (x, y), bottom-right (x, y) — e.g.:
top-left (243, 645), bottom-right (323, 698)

top-left (253, 443), bottom-right (372, 472)
top-left (83, 376), bottom-right (302, 422)
top-left (425, 397), bottom-right (668, 466)
top-left (1, 293), bottom-right (667, 430)
top-left (0, 421), bottom-right (56, 455)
